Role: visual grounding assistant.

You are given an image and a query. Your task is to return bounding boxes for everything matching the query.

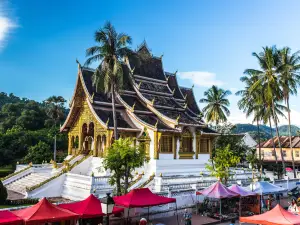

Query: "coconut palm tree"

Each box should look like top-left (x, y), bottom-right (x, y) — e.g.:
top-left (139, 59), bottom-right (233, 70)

top-left (85, 22), bottom-right (133, 140)
top-left (246, 46), bottom-right (286, 174)
top-left (236, 72), bottom-right (264, 175)
top-left (199, 85), bottom-right (231, 126)
top-left (44, 96), bottom-right (66, 161)
top-left (278, 47), bottom-right (300, 178)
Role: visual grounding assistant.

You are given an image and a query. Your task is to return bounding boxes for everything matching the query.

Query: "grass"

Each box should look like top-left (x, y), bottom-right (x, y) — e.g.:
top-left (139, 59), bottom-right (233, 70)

top-left (0, 204), bottom-right (33, 209)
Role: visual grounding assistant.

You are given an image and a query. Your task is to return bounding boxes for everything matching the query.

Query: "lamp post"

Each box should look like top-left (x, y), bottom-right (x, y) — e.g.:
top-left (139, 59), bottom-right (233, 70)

top-left (101, 193), bottom-right (115, 225)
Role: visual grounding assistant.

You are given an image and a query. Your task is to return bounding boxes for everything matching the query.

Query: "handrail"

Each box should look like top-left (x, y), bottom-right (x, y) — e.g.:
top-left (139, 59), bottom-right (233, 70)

top-left (1, 166), bottom-right (31, 181)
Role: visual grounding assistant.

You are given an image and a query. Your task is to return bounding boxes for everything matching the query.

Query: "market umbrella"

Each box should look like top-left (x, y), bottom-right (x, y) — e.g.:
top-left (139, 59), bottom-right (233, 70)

top-left (0, 210), bottom-right (23, 225)
top-left (240, 204), bottom-right (300, 225)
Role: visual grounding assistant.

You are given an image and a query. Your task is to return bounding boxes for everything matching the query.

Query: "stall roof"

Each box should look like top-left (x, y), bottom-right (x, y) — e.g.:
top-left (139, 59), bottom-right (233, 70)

top-left (249, 181), bottom-right (287, 195)
top-left (196, 181), bottom-right (239, 199)
top-left (59, 194), bottom-right (123, 218)
top-left (113, 188), bottom-right (176, 208)
top-left (240, 204), bottom-right (300, 225)
top-left (229, 184), bottom-right (257, 197)
top-left (13, 198), bottom-right (79, 224)
top-left (0, 210), bottom-right (23, 225)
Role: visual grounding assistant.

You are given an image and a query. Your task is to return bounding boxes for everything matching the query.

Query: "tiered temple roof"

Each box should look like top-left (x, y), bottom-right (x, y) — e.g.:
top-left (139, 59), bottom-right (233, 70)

top-left (61, 43), bottom-right (215, 134)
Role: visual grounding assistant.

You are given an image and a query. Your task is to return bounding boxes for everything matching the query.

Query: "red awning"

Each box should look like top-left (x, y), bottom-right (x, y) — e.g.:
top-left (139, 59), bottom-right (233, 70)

top-left (0, 210), bottom-right (23, 225)
top-left (240, 204), bottom-right (300, 225)
top-left (59, 194), bottom-right (124, 218)
top-left (196, 181), bottom-right (239, 199)
top-left (12, 198), bottom-right (79, 224)
top-left (113, 188), bottom-right (176, 208)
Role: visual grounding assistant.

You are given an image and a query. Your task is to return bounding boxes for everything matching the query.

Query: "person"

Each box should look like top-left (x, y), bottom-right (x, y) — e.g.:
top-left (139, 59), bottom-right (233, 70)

top-left (288, 199), bottom-right (299, 214)
top-left (229, 218), bottom-right (235, 225)
top-left (267, 194), bottom-right (274, 211)
top-left (139, 218), bottom-right (147, 225)
top-left (183, 209), bottom-right (192, 225)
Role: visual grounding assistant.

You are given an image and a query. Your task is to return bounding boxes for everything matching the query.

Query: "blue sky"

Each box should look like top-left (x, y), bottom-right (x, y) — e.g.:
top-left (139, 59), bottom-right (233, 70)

top-left (1, 0), bottom-right (300, 125)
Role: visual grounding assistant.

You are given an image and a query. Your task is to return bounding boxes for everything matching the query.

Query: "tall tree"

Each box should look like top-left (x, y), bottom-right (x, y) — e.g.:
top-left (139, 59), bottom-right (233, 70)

top-left (85, 22), bottom-right (132, 140)
top-left (44, 96), bottom-right (66, 161)
top-left (278, 47), bottom-right (300, 178)
top-left (199, 85), bottom-right (231, 126)
top-left (236, 73), bottom-right (264, 175)
top-left (246, 46), bottom-right (286, 174)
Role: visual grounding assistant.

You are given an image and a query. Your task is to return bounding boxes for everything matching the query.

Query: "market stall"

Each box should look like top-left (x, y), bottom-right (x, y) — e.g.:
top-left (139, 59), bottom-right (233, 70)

top-left (250, 181), bottom-right (287, 211)
top-left (240, 204), bottom-right (300, 225)
top-left (229, 184), bottom-right (259, 216)
top-left (196, 181), bottom-right (240, 221)
top-left (113, 188), bottom-right (177, 224)
top-left (12, 198), bottom-right (79, 225)
top-left (59, 194), bottom-right (124, 225)
top-left (0, 210), bottom-right (23, 225)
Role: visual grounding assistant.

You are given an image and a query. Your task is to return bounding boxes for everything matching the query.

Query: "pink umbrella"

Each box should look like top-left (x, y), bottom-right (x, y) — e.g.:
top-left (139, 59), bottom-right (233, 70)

top-left (229, 184), bottom-right (257, 197)
top-left (198, 181), bottom-right (240, 199)
top-left (286, 167), bottom-right (293, 172)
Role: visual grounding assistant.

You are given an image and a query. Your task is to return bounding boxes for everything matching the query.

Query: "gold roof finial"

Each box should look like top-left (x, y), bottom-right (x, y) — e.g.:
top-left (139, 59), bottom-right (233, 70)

top-left (184, 103), bottom-right (188, 109)
top-left (192, 84), bottom-right (194, 89)
top-left (174, 70), bottom-right (178, 75)
top-left (91, 92), bottom-right (95, 101)
top-left (160, 53), bottom-right (164, 59)
top-left (106, 118), bottom-right (110, 126)
top-left (138, 81), bottom-right (142, 89)
top-left (172, 88), bottom-right (176, 95)
top-left (151, 97), bottom-right (155, 105)
top-left (155, 119), bottom-right (159, 128)
top-left (130, 67), bottom-right (135, 75)
top-left (132, 101), bottom-right (136, 111)
top-left (76, 59), bottom-right (81, 69)
top-left (166, 75), bottom-right (170, 81)
top-left (184, 94), bottom-right (188, 100)
top-left (176, 115), bottom-right (181, 122)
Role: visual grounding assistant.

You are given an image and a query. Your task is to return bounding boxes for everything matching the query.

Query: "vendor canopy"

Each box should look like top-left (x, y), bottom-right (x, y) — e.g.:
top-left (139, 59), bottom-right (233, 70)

top-left (250, 181), bottom-right (287, 195)
top-left (229, 184), bottom-right (256, 197)
top-left (59, 194), bottom-right (123, 218)
top-left (0, 210), bottom-right (22, 225)
top-left (196, 181), bottom-right (239, 199)
top-left (13, 198), bottom-right (79, 224)
top-left (113, 188), bottom-right (176, 208)
top-left (240, 204), bottom-right (300, 225)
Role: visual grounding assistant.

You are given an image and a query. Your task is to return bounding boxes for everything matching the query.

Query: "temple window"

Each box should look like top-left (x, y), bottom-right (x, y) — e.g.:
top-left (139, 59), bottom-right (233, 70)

top-left (71, 136), bottom-right (75, 148)
top-left (160, 135), bottom-right (173, 153)
top-left (200, 139), bottom-right (209, 153)
top-left (88, 122), bottom-right (94, 136)
top-left (296, 151), bottom-right (299, 158)
top-left (283, 150), bottom-right (287, 157)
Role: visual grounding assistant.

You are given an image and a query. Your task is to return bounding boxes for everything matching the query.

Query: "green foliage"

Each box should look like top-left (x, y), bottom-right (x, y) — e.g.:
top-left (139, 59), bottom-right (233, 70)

top-left (0, 93), bottom-right (68, 166)
top-left (103, 138), bottom-right (147, 195)
top-left (0, 180), bottom-right (7, 204)
top-left (206, 145), bottom-right (240, 183)
top-left (214, 123), bottom-right (251, 162)
top-left (23, 141), bottom-right (52, 164)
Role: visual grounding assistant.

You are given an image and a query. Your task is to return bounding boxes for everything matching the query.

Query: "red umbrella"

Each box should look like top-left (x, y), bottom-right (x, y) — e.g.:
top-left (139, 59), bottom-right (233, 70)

top-left (13, 198), bottom-right (79, 224)
top-left (0, 210), bottom-right (23, 225)
top-left (240, 204), bottom-right (300, 225)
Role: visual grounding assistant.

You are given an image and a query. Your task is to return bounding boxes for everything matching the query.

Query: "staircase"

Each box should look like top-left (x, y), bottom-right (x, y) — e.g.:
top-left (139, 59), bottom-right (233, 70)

top-left (5, 173), bottom-right (51, 194)
top-left (61, 173), bottom-right (92, 200)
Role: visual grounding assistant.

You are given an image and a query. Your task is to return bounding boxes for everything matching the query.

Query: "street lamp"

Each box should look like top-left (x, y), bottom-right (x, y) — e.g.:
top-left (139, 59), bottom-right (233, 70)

top-left (101, 193), bottom-right (115, 225)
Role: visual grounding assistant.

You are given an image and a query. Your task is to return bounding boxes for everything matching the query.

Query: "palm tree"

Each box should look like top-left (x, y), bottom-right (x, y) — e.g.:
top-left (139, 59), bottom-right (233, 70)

top-left (44, 96), bottom-right (66, 161)
top-left (199, 85), bottom-right (231, 126)
top-left (236, 73), bottom-right (264, 176)
top-left (246, 46), bottom-right (286, 174)
top-left (278, 47), bottom-right (300, 178)
top-left (85, 22), bottom-right (132, 140)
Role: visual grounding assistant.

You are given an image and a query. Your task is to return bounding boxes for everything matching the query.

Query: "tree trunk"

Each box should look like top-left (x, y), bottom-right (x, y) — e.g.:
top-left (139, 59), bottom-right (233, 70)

top-left (257, 119), bottom-right (262, 178)
top-left (54, 135), bottom-right (57, 161)
top-left (272, 101), bottom-right (286, 175)
top-left (116, 173), bottom-right (121, 196)
top-left (111, 83), bottom-right (118, 140)
top-left (287, 99), bottom-right (296, 178)
top-left (124, 165), bottom-right (130, 194)
top-left (269, 118), bottom-right (279, 180)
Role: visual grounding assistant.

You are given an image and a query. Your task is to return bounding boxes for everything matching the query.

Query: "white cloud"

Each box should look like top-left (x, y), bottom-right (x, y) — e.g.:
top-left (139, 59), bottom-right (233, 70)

top-left (0, 2), bottom-right (16, 50)
top-left (179, 71), bottom-right (224, 87)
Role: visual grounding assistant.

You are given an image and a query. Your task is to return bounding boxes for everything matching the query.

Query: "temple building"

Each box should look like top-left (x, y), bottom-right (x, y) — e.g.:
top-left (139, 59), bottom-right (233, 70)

top-left (60, 43), bottom-right (218, 175)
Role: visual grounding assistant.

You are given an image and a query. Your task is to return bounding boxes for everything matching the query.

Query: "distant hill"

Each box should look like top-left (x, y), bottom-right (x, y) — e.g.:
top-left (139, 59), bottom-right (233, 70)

top-left (232, 123), bottom-right (300, 141)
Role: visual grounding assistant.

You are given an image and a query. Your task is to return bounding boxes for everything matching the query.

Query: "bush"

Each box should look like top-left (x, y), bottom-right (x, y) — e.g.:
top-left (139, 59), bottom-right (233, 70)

top-left (0, 180), bottom-right (8, 204)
